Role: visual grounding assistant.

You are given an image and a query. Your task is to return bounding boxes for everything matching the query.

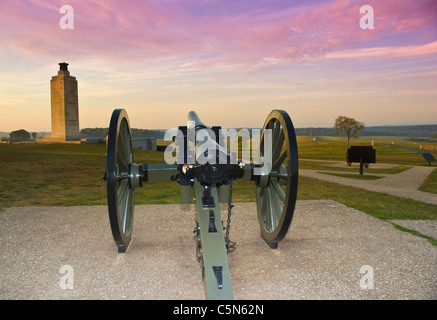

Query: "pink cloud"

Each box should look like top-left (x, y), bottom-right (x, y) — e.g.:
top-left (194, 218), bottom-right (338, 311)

top-left (0, 0), bottom-right (435, 70)
top-left (326, 41), bottom-right (437, 59)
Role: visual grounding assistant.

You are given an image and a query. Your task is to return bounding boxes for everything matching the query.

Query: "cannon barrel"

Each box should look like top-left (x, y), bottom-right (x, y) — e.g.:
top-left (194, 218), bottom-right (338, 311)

top-left (182, 111), bottom-right (243, 185)
top-left (188, 111), bottom-right (209, 130)
top-left (186, 110), bottom-right (234, 163)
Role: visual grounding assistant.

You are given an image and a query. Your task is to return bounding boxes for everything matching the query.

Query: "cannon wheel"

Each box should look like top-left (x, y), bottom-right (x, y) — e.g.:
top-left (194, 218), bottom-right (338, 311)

top-left (106, 109), bottom-right (135, 253)
top-left (256, 110), bottom-right (298, 248)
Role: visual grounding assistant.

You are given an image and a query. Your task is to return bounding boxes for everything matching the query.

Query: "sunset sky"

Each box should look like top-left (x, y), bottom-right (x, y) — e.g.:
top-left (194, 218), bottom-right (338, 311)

top-left (0, 0), bottom-right (436, 132)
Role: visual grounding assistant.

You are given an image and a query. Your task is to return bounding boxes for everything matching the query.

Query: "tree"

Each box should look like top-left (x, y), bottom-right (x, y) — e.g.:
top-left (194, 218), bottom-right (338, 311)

top-left (9, 129), bottom-right (31, 141)
top-left (334, 116), bottom-right (365, 145)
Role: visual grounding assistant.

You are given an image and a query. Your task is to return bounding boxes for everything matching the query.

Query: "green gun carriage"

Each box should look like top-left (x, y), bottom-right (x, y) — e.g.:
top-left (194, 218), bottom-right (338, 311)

top-left (104, 109), bottom-right (298, 299)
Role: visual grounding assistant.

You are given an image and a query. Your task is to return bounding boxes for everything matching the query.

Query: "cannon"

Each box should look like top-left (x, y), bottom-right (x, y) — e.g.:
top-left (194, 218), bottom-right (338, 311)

top-left (104, 109), bottom-right (298, 299)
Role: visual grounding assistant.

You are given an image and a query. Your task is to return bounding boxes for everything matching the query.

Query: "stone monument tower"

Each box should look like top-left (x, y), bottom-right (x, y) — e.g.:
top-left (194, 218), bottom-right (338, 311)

top-left (39, 62), bottom-right (85, 142)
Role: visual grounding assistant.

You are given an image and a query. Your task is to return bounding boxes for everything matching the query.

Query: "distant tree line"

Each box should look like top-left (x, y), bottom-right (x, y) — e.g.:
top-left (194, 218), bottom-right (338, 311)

top-left (296, 124), bottom-right (437, 138)
top-left (80, 128), bottom-right (165, 139)
top-left (2, 125), bottom-right (436, 142)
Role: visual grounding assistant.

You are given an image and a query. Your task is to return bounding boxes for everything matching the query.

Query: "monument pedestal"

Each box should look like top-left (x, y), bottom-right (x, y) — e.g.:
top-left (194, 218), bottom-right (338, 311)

top-left (36, 134), bottom-right (87, 144)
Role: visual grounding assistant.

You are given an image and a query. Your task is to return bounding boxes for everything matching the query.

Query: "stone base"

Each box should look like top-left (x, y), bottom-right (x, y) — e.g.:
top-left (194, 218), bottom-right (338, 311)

top-left (36, 134), bottom-right (87, 144)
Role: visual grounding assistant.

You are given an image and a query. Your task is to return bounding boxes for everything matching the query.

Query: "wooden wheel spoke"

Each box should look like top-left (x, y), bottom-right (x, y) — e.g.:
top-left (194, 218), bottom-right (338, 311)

top-left (272, 119), bottom-right (281, 141)
top-left (272, 130), bottom-right (285, 163)
top-left (271, 179), bottom-right (286, 202)
top-left (122, 189), bottom-right (131, 233)
top-left (119, 121), bottom-right (132, 169)
top-left (271, 190), bottom-right (282, 222)
top-left (273, 150), bottom-right (287, 170)
top-left (264, 187), bottom-right (273, 231)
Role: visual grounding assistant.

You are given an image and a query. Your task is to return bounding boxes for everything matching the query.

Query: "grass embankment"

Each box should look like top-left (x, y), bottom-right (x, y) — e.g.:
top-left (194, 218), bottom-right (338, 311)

top-left (0, 143), bottom-right (184, 208)
top-left (418, 168), bottom-right (437, 194)
top-left (1, 142), bottom-right (436, 221)
top-left (0, 143), bottom-right (108, 208)
top-left (317, 172), bottom-right (384, 180)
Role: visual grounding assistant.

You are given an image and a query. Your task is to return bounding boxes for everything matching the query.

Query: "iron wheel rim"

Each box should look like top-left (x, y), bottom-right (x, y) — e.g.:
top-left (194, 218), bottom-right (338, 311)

top-left (106, 109), bottom-right (135, 251)
top-left (256, 110), bottom-right (298, 242)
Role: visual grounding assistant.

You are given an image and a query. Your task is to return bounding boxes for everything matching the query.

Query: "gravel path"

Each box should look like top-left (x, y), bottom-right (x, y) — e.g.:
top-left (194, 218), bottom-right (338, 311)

top-left (299, 166), bottom-right (437, 205)
top-left (0, 202), bottom-right (435, 300)
top-left (299, 164), bottom-right (437, 240)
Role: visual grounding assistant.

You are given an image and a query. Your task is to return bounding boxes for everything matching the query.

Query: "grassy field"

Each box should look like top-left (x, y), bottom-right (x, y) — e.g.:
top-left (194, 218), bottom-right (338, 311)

top-left (316, 171), bottom-right (385, 180)
top-left (0, 143), bottom-right (108, 208)
top-left (298, 135), bottom-right (437, 165)
top-left (1, 137), bottom-right (436, 223)
top-left (418, 168), bottom-right (437, 194)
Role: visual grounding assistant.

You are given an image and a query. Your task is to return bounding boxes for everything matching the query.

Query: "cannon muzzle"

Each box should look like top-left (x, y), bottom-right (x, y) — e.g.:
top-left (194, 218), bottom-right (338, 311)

top-left (188, 111), bottom-right (209, 130)
top-left (183, 111), bottom-right (244, 184)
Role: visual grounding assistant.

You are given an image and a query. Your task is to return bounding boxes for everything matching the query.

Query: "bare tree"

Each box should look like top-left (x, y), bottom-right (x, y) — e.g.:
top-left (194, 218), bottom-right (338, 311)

top-left (334, 116), bottom-right (365, 145)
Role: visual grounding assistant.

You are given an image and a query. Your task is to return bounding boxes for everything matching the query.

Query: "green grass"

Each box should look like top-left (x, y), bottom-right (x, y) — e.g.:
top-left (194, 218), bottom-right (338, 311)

top-left (299, 159), bottom-right (411, 174)
top-left (296, 176), bottom-right (437, 220)
top-left (317, 171), bottom-right (385, 180)
top-left (1, 142), bottom-right (436, 224)
top-left (418, 168), bottom-right (437, 194)
top-left (0, 143), bottom-right (186, 208)
top-left (0, 143), bottom-right (107, 208)
top-left (392, 224), bottom-right (437, 246)
top-left (203, 177), bottom-right (437, 221)
top-left (298, 136), bottom-right (437, 166)
top-left (1, 141), bottom-right (436, 245)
